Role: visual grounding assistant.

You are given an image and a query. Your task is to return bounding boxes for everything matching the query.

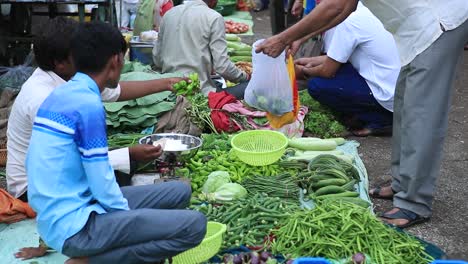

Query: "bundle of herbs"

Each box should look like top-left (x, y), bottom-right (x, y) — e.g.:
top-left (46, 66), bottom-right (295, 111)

top-left (299, 90), bottom-right (346, 138)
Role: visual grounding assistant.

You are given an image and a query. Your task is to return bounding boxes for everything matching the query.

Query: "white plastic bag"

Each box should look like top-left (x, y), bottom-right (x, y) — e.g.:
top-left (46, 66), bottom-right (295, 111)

top-left (244, 39), bottom-right (293, 116)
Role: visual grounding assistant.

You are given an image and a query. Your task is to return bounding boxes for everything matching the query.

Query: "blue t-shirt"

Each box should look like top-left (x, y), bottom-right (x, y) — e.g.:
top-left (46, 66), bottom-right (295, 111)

top-left (26, 73), bottom-right (129, 252)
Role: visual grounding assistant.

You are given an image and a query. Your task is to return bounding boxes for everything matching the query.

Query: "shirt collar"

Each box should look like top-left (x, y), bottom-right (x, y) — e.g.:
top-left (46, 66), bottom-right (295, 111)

top-left (71, 72), bottom-right (100, 95)
top-left (184, 0), bottom-right (207, 7)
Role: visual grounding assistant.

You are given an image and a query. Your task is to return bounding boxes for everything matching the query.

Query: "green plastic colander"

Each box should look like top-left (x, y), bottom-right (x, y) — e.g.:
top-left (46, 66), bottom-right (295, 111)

top-left (230, 130), bottom-right (289, 166)
top-left (173, 222), bottom-right (227, 264)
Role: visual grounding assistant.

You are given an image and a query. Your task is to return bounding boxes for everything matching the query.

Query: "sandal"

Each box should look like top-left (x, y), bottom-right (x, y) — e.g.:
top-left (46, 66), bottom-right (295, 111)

top-left (379, 208), bottom-right (430, 229)
top-left (369, 185), bottom-right (395, 200)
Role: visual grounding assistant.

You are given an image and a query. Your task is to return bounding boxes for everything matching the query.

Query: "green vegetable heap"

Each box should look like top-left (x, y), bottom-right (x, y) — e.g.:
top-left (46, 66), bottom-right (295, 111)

top-left (299, 90), bottom-right (346, 138)
top-left (271, 201), bottom-right (434, 264)
top-left (173, 73), bottom-right (200, 98)
top-left (192, 193), bottom-right (299, 249)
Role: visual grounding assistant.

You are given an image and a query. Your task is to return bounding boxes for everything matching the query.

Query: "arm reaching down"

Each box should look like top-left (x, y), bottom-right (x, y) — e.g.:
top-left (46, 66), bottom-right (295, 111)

top-left (256, 0), bottom-right (358, 57)
top-left (301, 56), bottom-right (342, 78)
top-left (209, 16), bottom-right (248, 83)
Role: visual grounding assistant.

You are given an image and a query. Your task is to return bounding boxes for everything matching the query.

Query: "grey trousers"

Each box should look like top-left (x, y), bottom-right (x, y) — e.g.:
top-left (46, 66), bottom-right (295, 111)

top-left (391, 19), bottom-right (468, 217)
top-left (62, 182), bottom-right (207, 264)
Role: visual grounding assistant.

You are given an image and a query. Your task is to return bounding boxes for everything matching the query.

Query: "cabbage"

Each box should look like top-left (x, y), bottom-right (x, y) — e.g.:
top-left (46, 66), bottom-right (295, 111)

top-left (213, 183), bottom-right (247, 201)
top-left (202, 171), bottom-right (231, 194)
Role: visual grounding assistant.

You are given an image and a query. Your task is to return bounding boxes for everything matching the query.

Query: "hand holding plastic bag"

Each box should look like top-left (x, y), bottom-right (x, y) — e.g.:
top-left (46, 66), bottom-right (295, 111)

top-left (244, 39), bottom-right (293, 116)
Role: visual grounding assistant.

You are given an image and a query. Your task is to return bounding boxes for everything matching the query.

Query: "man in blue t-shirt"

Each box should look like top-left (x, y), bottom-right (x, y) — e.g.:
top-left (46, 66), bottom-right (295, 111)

top-left (26, 21), bottom-right (206, 264)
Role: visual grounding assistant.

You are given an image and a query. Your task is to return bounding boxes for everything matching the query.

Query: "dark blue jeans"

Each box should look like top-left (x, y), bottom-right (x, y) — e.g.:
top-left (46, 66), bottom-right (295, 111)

top-left (307, 63), bottom-right (393, 129)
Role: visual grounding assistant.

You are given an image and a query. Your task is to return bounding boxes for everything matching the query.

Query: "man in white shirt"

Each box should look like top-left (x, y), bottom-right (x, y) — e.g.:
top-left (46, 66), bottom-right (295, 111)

top-left (153, 0), bottom-right (249, 94)
top-left (257, 0), bottom-right (468, 228)
top-left (294, 2), bottom-right (400, 136)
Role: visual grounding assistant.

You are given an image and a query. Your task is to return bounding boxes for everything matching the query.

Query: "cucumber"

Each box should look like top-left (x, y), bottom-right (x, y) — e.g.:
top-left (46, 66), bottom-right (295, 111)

top-left (288, 138), bottom-right (337, 151)
top-left (320, 197), bottom-right (371, 208)
top-left (317, 168), bottom-right (349, 181)
top-left (231, 50), bottom-right (252, 56)
top-left (315, 191), bottom-right (360, 198)
top-left (230, 56), bottom-right (252, 62)
top-left (341, 179), bottom-right (357, 191)
top-left (315, 185), bottom-right (347, 196)
top-left (327, 137), bottom-right (346, 146)
top-left (309, 173), bottom-right (338, 182)
top-left (227, 41), bottom-right (252, 51)
top-left (313, 178), bottom-right (347, 189)
top-left (226, 34), bottom-right (241, 42)
top-left (302, 150), bottom-right (344, 155)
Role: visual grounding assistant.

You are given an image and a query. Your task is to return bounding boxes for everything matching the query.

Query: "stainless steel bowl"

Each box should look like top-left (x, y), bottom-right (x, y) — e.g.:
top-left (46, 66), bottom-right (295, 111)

top-left (139, 133), bottom-right (203, 163)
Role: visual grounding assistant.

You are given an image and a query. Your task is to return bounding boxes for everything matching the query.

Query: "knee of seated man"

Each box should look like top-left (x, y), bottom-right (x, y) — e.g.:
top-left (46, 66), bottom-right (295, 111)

top-left (169, 181), bottom-right (192, 205)
top-left (190, 211), bottom-right (208, 244)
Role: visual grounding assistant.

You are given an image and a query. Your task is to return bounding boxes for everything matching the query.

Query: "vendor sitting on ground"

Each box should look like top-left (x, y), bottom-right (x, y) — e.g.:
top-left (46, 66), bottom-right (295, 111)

top-left (153, 0), bottom-right (249, 95)
top-left (25, 21), bottom-right (207, 264)
top-left (293, 2), bottom-right (400, 137)
top-left (7, 17), bottom-right (187, 260)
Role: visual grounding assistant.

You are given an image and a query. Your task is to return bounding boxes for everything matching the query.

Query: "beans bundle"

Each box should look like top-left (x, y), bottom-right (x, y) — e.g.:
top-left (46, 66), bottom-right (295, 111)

top-left (242, 173), bottom-right (300, 201)
top-left (271, 201), bottom-right (434, 263)
top-left (194, 193), bottom-right (299, 249)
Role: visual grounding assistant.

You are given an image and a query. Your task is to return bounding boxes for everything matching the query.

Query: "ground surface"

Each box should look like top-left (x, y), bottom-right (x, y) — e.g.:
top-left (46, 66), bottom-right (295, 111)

top-left (0, 8), bottom-right (466, 261)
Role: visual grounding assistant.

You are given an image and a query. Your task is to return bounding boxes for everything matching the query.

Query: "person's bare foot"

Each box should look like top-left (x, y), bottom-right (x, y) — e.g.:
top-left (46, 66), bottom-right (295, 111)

top-left (14, 246), bottom-right (48, 260)
top-left (379, 207), bottom-right (429, 228)
top-left (351, 127), bottom-right (372, 137)
top-left (65, 257), bottom-right (89, 264)
top-left (369, 185), bottom-right (395, 200)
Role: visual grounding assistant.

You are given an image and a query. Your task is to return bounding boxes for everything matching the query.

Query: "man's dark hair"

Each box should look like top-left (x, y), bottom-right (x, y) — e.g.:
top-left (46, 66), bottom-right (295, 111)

top-left (71, 21), bottom-right (127, 74)
top-left (33, 17), bottom-right (78, 71)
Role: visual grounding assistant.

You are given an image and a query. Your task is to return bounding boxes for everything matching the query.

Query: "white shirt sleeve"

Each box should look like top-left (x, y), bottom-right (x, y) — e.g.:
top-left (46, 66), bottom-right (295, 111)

top-left (101, 84), bottom-right (122, 102)
top-left (108, 147), bottom-right (131, 174)
top-left (325, 19), bottom-right (361, 63)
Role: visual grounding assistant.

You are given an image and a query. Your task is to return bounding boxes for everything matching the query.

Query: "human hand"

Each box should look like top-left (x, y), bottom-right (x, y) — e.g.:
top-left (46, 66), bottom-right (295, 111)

top-left (129, 144), bottom-right (163, 162)
top-left (287, 39), bottom-right (304, 57)
top-left (165, 77), bottom-right (191, 92)
top-left (291, 0), bottom-right (304, 17)
top-left (255, 35), bottom-right (288, 58)
top-left (294, 57), bottom-right (314, 66)
top-left (295, 64), bottom-right (307, 80)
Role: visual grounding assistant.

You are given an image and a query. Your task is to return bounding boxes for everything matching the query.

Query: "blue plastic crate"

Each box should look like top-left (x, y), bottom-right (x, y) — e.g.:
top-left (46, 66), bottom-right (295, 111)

top-left (129, 45), bottom-right (153, 65)
top-left (293, 257), bottom-right (331, 264)
top-left (432, 261), bottom-right (468, 264)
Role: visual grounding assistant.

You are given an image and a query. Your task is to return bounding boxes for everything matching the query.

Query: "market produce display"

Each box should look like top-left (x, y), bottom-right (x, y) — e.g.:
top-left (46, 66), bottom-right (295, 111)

top-left (299, 90), bottom-right (346, 138)
top-left (193, 193), bottom-right (299, 249)
top-left (172, 73), bottom-right (200, 98)
top-left (242, 173), bottom-right (300, 201)
top-left (104, 92), bottom-right (176, 133)
top-left (185, 93), bottom-right (218, 133)
top-left (226, 34), bottom-right (252, 63)
top-left (104, 70), bottom-right (184, 133)
top-left (176, 134), bottom-right (298, 192)
top-left (270, 201), bottom-right (434, 263)
top-left (225, 20), bottom-right (250, 34)
top-left (235, 61), bottom-right (252, 76)
top-left (221, 251), bottom-right (279, 264)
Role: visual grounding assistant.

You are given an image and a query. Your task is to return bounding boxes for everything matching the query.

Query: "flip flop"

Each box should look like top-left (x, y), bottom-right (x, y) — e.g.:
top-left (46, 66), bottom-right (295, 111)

top-left (379, 208), bottom-right (430, 229)
top-left (369, 185), bottom-right (395, 200)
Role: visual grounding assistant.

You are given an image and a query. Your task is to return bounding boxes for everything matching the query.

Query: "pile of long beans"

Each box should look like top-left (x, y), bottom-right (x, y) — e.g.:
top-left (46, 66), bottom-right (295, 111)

top-left (194, 193), bottom-right (299, 249)
top-left (242, 173), bottom-right (300, 201)
top-left (271, 201), bottom-right (434, 263)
